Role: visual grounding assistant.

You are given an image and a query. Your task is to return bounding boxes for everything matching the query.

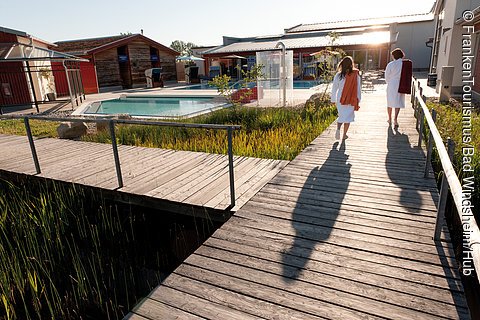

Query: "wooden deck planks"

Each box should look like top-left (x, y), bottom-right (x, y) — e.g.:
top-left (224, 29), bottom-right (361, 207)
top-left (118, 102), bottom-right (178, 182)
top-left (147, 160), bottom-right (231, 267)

top-left (127, 92), bottom-right (470, 319)
top-left (0, 134), bottom-right (286, 212)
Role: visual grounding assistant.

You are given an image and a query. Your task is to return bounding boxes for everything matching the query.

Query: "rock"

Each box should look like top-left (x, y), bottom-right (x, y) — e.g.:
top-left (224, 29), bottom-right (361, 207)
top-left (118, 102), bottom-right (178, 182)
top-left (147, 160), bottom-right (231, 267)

top-left (57, 122), bottom-right (88, 139)
top-left (96, 114), bottom-right (132, 132)
top-left (114, 113), bottom-right (132, 120)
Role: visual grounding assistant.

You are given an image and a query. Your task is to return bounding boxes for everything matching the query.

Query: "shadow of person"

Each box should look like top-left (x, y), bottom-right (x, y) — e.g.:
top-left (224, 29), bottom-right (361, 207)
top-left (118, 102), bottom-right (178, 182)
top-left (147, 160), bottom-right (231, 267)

top-left (282, 140), bottom-right (351, 282)
top-left (386, 126), bottom-right (423, 213)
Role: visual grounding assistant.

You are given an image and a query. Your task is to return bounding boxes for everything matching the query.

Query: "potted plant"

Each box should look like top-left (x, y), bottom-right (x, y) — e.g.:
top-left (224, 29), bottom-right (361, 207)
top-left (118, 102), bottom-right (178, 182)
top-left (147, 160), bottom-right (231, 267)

top-left (39, 67), bottom-right (56, 101)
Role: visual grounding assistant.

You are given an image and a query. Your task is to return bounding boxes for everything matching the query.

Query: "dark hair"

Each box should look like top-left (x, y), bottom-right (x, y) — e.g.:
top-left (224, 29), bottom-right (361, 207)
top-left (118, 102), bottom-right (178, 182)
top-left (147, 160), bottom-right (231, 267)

top-left (337, 56), bottom-right (354, 79)
top-left (391, 48), bottom-right (404, 60)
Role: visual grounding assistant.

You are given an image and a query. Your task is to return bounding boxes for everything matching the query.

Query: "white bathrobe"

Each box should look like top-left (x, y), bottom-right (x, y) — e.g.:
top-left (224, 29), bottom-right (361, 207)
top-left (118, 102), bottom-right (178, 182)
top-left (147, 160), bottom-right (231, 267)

top-left (385, 58), bottom-right (405, 108)
top-left (330, 72), bottom-right (362, 123)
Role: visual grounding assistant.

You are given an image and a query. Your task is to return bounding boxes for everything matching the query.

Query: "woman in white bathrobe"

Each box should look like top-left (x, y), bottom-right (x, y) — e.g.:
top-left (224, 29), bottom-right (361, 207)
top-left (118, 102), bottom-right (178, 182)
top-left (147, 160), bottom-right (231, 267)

top-left (385, 48), bottom-right (405, 127)
top-left (331, 56), bottom-right (362, 140)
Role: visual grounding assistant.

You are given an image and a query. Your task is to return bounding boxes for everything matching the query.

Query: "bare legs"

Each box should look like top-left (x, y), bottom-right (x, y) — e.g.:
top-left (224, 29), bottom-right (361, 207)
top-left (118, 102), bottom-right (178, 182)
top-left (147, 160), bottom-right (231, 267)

top-left (336, 122), bottom-right (350, 139)
top-left (387, 107), bottom-right (401, 127)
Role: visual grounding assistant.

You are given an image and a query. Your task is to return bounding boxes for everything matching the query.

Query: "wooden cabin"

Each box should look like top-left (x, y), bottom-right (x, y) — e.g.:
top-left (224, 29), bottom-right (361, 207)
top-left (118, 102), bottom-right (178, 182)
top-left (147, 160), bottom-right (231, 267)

top-left (54, 34), bottom-right (179, 93)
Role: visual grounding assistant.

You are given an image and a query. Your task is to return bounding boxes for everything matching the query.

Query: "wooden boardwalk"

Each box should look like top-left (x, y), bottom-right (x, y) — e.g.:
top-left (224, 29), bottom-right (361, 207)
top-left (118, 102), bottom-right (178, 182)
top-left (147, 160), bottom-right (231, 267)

top-left (0, 134), bottom-right (288, 215)
top-left (126, 91), bottom-right (470, 319)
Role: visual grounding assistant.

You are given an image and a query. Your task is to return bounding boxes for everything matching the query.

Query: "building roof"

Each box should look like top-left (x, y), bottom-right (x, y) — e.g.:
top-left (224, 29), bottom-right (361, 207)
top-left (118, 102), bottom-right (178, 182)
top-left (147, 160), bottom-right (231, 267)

top-left (0, 42), bottom-right (87, 62)
top-left (285, 13), bottom-right (434, 33)
top-left (0, 26), bottom-right (56, 47)
top-left (54, 34), bottom-right (179, 56)
top-left (203, 31), bottom-right (390, 55)
top-left (0, 26), bottom-right (27, 38)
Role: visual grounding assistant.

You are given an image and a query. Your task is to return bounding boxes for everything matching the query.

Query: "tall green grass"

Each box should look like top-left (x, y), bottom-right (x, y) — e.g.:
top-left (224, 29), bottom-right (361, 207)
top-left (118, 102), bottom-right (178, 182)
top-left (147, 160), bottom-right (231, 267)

top-left (0, 102), bottom-right (337, 161)
top-left (426, 101), bottom-right (480, 209)
top-left (0, 180), bottom-right (156, 319)
top-left (82, 104), bottom-right (337, 161)
top-left (0, 178), bottom-right (220, 319)
top-left (0, 119), bottom-right (58, 137)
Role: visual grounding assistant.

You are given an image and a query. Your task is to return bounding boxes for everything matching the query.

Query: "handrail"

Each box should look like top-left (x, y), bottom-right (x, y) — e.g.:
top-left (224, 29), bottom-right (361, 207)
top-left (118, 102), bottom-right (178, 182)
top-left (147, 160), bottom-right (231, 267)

top-left (0, 115), bottom-right (241, 210)
top-left (229, 80), bottom-right (243, 90)
top-left (412, 78), bottom-right (480, 283)
top-left (0, 114), bottom-right (241, 131)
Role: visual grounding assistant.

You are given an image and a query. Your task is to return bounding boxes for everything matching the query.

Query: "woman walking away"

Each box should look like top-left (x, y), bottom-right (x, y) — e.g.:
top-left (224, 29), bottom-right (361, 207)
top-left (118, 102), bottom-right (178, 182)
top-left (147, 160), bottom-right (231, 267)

top-left (331, 56), bottom-right (361, 140)
top-left (385, 48), bottom-right (412, 127)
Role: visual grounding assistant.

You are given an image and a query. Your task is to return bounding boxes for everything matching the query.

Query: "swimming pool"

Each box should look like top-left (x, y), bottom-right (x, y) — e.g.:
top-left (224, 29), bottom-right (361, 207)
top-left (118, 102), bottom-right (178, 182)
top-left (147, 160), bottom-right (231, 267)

top-left (83, 96), bottom-right (227, 118)
top-left (177, 82), bottom-right (255, 90)
top-left (178, 80), bottom-right (320, 90)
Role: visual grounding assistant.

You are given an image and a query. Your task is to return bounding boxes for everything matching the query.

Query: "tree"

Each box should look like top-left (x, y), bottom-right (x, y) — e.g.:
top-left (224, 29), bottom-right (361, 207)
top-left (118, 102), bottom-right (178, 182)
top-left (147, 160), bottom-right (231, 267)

top-left (170, 40), bottom-right (197, 56)
top-left (312, 31), bottom-right (346, 98)
top-left (209, 64), bottom-right (265, 107)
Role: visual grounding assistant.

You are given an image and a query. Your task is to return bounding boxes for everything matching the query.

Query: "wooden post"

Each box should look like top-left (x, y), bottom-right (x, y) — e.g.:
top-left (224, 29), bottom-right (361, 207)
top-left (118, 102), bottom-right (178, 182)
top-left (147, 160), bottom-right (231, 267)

top-left (227, 126), bottom-right (235, 209)
top-left (417, 107), bottom-right (424, 147)
top-left (434, 138), bottom-right (455, 240)
top-left (24, 117), bottom-right (41, 174)
top-left (109, 120), bottom-right (123, 188)
top-left (410, 81), bottom-right (415, 104)
top-left (424, 109), bottom-right (437, 178)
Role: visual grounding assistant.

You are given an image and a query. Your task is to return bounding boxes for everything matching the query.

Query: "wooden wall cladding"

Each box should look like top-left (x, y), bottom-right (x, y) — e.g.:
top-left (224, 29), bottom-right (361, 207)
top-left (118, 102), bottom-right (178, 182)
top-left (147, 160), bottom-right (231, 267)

top-left (94, 50), bottom-right (121, 87)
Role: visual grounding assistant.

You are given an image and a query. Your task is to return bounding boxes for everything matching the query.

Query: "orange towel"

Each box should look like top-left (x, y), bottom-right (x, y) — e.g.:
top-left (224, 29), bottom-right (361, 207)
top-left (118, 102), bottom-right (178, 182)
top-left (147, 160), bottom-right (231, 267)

top-left (340, 69), bottom-right (360, 110)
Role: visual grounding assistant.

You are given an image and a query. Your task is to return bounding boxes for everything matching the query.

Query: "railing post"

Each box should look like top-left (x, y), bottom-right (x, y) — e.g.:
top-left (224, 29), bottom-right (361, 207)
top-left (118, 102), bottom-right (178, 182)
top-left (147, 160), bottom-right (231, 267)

top-left (227, 126), bottom-right (235, 209)
top-left (411, 80), bottom-right (415, 104)
top-left (415, 97), bottom-right (420, 130)
top-left (109, 120), bottom-right (123, 188)
top-left (24, 117), bottom-right (41, 174)
top-left (417, 106), bottom-right (425, 147)
top-left (434, 138), bottom-right (455, 240)
top-left (424, 109), bottom-right (437, 178)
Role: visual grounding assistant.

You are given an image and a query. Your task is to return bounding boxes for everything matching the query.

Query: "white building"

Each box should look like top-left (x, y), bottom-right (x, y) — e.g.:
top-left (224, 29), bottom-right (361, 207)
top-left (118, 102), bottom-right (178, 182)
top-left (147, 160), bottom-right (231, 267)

top-left (430, 0), bottom-right (480, 98)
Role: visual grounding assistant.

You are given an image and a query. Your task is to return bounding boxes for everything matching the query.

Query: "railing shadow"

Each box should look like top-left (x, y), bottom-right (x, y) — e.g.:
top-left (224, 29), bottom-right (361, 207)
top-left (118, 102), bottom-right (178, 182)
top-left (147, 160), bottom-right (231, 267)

top-left (435, 240), bottom-right (473, 319)
top-left (282, 140), bottom-right (351, 282)
top-left (387, 126), bottom-right (469, 318)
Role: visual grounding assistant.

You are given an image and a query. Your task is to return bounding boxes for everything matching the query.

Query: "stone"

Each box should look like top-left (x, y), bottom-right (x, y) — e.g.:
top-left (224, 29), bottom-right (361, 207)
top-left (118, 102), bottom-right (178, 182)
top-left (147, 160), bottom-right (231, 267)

top-left (57, 121), bottom-right (88, 139)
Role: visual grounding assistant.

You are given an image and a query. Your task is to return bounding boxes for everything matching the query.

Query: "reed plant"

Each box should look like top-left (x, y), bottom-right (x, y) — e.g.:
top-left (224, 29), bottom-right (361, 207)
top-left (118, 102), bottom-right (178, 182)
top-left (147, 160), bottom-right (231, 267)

top-left (0, 179), bottom-right (165, 319)
top-left (82, 102), bottom-right (337, 161)
top-left (0, 100), bottom-right (336, 161)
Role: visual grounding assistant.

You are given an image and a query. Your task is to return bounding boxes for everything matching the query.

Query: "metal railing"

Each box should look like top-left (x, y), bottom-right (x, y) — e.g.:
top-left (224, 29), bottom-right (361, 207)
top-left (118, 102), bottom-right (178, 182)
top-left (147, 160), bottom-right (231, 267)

top-left (411, 78), bottom-right (480, 283)
top-left (0, 115), bottom-right (241, 209)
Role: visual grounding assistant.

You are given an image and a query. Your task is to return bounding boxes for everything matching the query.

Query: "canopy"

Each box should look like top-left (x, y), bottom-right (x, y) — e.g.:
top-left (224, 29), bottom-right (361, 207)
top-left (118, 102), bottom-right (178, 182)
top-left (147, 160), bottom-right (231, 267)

top-left (220, 54), bottom-right (246, 59)
top-left (0, 42), bottom-right (88, 62)
top-left (176, 55), bottom-right (204, 62)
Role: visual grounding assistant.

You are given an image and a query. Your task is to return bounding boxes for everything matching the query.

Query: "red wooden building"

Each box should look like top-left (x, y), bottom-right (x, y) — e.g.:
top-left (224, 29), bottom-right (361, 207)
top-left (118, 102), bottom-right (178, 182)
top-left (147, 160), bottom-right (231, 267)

top-left (53, 34), bottom-right (179, 93)
top-left (0, 26), bottom-right (86, 112)
top-left (0, 27), bottom-right (53, 107)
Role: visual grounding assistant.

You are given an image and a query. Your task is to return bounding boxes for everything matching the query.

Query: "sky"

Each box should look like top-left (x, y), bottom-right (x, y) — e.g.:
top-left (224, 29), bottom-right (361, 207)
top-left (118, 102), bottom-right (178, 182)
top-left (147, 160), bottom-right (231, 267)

top-left (0, 0), bottom-right (435, 47)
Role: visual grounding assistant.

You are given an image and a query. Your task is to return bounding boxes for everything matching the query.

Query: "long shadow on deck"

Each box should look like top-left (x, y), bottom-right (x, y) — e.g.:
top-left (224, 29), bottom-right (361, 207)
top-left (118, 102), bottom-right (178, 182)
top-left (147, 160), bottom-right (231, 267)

top-left (282, 140), bottom-right (350, 282)
top-left (386, 127), bottom-right (423, 212)
top-left (387, 127), bottom-right (469, 318)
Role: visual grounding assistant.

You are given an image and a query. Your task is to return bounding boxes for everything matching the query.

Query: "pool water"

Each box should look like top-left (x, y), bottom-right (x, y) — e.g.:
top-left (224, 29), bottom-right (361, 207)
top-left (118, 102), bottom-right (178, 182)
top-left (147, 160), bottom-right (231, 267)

top-left (84, 96), bottom-right (227, 118)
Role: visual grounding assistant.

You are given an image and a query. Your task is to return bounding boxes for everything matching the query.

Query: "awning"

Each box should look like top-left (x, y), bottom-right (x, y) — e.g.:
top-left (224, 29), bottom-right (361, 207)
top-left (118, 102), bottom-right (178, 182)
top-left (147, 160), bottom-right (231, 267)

top-left (203, 31), bottom-right (391, 55)
top-left (0, 42), bottom-right (88, 62)
top-left (220, 54), bottom-right (246, 59)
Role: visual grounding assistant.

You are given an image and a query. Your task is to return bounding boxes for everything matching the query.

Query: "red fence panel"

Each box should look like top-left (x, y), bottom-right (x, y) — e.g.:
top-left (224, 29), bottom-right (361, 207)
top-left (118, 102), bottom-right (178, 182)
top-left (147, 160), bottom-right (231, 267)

top-left (0, 62), bottom-right (31, 106)
top-left (51, 62), bottom-right (69, 97)
top-left (52, 60), bottom-right (98, 96)
top-left (80, 61), bottom-right (98, 94)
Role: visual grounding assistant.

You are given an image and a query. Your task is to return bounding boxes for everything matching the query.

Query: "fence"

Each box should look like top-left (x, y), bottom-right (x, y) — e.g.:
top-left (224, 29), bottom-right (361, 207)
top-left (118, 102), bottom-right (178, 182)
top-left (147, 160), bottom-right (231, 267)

top-left (0, 62), bottom-right (84, 114)
top-left (411, 78), bottom-right (480, 284)
top-left (0, 115), bottom-right (241, 209)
